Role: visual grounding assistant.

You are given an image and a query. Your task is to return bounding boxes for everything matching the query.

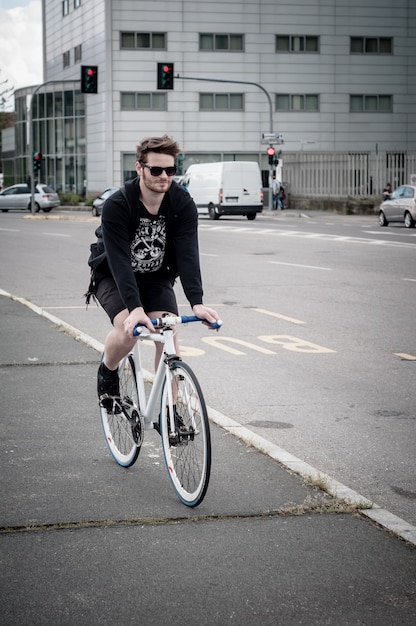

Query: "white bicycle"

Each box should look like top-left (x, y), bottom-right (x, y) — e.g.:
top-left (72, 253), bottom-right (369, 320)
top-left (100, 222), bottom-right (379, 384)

top-left (99, 315), bottom-right (221, 507)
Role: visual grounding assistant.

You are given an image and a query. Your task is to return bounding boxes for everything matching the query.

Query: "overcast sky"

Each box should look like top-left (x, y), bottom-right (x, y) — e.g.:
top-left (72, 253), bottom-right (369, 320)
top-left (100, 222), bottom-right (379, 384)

top-left (0, 0), bottom-right (43, 110)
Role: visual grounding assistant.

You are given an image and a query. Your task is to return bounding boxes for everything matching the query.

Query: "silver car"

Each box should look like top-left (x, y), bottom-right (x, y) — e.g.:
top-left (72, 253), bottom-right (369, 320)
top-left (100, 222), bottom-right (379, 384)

top-left (379, 184), bottom-right (416, 228)
top-left (92, 187), bottom-right (119, 216)
top-left (0, 183), bottom-right (60, 213)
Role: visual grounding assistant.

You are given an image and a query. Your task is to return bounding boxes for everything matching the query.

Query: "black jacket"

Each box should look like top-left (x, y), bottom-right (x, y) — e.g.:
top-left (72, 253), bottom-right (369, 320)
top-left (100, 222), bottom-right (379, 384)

top-left (90, 177), bottom-right (204, 312)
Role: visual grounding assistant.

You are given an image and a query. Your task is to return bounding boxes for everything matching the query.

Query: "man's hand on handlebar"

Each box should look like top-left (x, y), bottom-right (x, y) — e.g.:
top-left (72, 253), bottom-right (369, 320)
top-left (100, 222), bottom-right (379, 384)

top-left (123, 307), bottom-right (154, 336)
top-left (192, 304), bottom-right (221, 330)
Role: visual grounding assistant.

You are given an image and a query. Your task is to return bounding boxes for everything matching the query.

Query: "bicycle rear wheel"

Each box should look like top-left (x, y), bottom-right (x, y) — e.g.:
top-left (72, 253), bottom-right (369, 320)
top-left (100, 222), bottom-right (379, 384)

top-left (160, 360), bottom-right (211, 507)
top-left (100, 354), bottom-right (141, 467)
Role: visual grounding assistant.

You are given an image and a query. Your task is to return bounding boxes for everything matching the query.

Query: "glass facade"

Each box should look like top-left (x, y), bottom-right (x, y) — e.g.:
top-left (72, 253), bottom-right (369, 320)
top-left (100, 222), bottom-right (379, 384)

top-left (12, 86), bottom-right (86, 195)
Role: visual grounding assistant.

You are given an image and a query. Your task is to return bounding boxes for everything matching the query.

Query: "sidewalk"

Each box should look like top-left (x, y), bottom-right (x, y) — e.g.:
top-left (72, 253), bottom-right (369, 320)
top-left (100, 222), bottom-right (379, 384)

top-left (1, 293), bottom-right (415, 625)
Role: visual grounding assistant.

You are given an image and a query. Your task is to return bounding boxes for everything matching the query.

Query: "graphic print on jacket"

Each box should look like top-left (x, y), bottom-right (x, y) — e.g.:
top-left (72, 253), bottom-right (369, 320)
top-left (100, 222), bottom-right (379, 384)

top-left (131, 215), bottom-right (166, 273)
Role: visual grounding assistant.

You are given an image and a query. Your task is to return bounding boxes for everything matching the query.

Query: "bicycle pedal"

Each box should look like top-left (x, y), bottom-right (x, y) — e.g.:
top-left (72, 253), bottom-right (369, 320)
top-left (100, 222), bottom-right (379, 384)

top-left (99, 394), bottom-right (122, 414)
top-left (169, 428), bottom-right (194, 446)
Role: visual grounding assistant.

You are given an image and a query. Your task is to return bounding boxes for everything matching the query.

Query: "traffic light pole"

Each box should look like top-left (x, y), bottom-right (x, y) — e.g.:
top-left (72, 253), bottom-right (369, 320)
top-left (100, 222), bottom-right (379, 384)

top-left (28, 80), bottom-right (75, 214)
top-left (175, 74), bottom-right (275, 209)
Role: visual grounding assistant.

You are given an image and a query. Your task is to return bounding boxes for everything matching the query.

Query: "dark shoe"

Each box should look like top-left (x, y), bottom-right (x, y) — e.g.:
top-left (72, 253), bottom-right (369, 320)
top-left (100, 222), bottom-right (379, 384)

top-left (97, 362), bottom-right (120, 411)
top-left (154, 406), bottom-right (191, 445)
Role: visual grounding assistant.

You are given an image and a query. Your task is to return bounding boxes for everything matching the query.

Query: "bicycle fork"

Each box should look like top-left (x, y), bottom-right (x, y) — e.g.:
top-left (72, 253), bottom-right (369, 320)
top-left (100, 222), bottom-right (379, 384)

top-left (164, 358), bottom-right (196, 444)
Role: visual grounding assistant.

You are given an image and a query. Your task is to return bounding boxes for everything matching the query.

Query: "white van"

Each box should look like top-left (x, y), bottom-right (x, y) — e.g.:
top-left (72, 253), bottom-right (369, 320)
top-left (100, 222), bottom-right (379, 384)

top-left (182, 161), bottom-right (263, 220)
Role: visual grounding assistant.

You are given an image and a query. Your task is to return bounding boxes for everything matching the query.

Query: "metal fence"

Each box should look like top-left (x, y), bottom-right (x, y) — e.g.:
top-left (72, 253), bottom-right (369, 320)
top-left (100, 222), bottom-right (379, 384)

top-left (282, 152), bottom-right (416, 198)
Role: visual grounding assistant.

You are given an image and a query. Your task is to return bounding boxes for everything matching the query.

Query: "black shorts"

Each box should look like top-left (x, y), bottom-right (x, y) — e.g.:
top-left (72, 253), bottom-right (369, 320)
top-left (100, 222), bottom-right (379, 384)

top-left (95, 271), bottom-right (178, 324)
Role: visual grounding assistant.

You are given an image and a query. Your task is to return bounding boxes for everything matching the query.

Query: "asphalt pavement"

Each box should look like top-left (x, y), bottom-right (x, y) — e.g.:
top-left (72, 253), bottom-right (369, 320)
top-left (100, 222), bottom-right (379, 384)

top-left (1, 293), bottom-right (415, 625)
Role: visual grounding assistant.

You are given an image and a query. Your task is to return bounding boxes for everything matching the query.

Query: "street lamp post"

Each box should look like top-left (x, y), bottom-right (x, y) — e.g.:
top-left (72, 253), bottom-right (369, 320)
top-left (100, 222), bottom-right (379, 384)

top-left (176, 74), bottom-right (276, 210)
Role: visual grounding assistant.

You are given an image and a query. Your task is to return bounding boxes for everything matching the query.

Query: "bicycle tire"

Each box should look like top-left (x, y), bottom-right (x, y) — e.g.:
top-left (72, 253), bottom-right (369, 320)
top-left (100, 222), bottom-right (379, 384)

top-left (100, 354), bottom-right (141, 467)
top-left (160, 360), bottom-right (211, 507)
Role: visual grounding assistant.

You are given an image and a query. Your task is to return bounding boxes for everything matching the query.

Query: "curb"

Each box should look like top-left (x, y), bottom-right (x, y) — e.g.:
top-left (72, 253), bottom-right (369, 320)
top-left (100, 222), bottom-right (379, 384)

top-left (1, 288), bottom-right (415, 547)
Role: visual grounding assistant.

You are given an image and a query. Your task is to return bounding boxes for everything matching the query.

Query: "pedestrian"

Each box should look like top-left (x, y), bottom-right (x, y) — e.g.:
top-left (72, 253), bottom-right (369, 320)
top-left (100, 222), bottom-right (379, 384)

top-left (382, 182), bottom-right (392, 201)
top-left (85, 134), bottom-right (220, 409)
top-left (279, 184), bottom-right (286, 210)
top-left (272, 176), bottom-right (283, 210)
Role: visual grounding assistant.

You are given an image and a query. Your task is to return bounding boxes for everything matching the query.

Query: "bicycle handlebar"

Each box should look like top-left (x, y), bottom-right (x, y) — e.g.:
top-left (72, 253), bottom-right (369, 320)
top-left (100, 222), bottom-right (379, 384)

top-left (133, 315), bottom-right (222, 336)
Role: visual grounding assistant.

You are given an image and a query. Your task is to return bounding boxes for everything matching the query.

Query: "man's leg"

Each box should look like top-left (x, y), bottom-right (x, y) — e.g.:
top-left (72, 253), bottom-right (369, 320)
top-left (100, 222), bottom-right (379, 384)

top-left (102, 309), bottom-right (137, 370)
top-left (98, 309), bottom-right (137, 407)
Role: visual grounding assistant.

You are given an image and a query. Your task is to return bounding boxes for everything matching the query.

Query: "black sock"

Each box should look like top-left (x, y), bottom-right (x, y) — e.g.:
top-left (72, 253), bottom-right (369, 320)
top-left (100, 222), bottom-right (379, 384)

top-left (100, 362), bottom-right (118, 377)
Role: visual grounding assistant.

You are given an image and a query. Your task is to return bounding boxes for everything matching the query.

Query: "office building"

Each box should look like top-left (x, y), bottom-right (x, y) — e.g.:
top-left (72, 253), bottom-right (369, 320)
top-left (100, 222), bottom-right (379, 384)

top-left (6, 0), bottom-right (416, 198)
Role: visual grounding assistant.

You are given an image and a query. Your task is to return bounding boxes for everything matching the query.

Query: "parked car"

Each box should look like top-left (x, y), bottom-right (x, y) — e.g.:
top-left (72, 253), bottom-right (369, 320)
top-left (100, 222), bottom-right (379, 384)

top-left (92, 187), bottom-right (119, 216)
top-left (379, 184), bottom-right (416, 228)
top-left (0, 183), bottom-right (60, 213)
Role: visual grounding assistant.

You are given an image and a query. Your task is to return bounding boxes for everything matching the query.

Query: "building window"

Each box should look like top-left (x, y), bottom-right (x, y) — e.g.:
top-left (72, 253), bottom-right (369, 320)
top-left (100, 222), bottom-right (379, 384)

top-left (275, 94), bottom-right (319, 111)
top-left (120, 32), bottom-right (166, 49)
top-left (199, 93), bottom-right (244, 110)
top-left (63, 50), bottom-right (71, 68)
top-left (350, 37), bottom-right (392, 54)
top-left (199, 34), bottom-right (244, 51)
top-left (276, 35), bottom-right (319, 52)
top-left (350, 95), bottom-right (393, 112)
top-left (62, 0), bottom-right (69, 16)
top-left (121, 92), bottom-right (167, 110)
top-left (74, 44), bottom-right (82, 63)
top-left (74, 0), bottom-right (81, 7)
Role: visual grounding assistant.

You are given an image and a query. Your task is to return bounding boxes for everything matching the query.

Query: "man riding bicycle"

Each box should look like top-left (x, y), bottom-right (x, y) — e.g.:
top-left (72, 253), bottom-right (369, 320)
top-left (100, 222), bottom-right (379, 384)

top-left (86, 135), bottom-right (219, 409)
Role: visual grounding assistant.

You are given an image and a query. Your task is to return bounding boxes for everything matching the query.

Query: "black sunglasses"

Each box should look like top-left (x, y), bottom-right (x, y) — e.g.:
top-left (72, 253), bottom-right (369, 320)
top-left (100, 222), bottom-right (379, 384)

top-left (141, 163), bottom-right (177, 177)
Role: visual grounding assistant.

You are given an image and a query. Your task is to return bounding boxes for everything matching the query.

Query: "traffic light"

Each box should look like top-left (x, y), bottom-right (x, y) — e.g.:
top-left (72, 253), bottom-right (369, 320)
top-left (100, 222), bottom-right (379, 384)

top-left (33, 152), bottom-right (42, 173)
top-left (157, 63), bottom-right (174, 90)
top-left (177, 153), bottom-right (185, 174)
top-left (81, 65), bottom-right (98, 94)
top-left (267, 146), bottom-right (275, 166)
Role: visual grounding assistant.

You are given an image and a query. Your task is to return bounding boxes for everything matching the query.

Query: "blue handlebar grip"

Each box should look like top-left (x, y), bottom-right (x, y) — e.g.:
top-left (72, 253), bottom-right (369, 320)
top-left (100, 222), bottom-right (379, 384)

top-left (180, 315), bottom-right (200, 324)
top-left (180, 315), bottom-right (222, 330)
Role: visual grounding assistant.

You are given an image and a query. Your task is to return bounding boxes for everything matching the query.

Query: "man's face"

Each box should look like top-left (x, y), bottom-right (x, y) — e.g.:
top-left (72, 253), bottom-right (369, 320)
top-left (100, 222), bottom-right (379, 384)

top-left (136, 152), bottom-right (175, 194)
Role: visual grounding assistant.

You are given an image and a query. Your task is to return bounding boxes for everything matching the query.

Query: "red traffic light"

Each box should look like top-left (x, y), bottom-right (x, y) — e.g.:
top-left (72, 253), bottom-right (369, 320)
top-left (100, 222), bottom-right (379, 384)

top-left (267, 147), bottom-right (275, 156)
top-left (81, 65), bottom-right (98, 93)
top-left (157, 62), bottom-right (174, 89)
top-left (34, 152), bottom-right (42, 161)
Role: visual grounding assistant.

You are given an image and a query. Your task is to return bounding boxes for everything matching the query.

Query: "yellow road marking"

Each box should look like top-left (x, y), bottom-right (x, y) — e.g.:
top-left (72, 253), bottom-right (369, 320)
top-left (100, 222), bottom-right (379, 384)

top-left (252, 307), bottom-right (305, 325)
top-left (394, 352), bottom-right (416, 361)
top-left (259, 335), bottom-right (336, 354)
top-left (202, 336), bottom-right (276, 356)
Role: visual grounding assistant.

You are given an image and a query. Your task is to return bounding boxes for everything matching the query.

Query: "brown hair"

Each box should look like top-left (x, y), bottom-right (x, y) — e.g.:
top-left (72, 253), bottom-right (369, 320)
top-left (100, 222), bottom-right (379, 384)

top-left (136, 135), bottom-right (181, 163)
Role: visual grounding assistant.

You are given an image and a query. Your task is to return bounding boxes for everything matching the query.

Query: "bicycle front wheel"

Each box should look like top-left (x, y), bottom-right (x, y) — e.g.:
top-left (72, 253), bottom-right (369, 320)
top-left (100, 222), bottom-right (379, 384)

top-left (100, 354), bottom-right (141, 467)
top-left (160, 360), bottom-right (211, 507)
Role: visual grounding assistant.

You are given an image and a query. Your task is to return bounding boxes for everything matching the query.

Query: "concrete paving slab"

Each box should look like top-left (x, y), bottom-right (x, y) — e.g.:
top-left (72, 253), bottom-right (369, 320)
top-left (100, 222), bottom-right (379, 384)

top-left (1, 515), bottom-right (415, 625)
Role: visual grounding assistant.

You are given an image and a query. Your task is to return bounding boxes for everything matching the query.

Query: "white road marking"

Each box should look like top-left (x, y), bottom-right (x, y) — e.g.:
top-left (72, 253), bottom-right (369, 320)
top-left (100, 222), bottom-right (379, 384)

top-left (269, 261), bottom-right (332, 271)
top-left (199, 224), bottom-right (415, 248)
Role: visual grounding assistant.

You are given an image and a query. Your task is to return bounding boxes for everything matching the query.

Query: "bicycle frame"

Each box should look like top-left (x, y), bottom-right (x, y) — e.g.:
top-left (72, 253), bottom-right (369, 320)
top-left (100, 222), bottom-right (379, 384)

top-left (130, 324), bottom-right (177, 433)
top-left (132, 315), bottom-right (221, 435)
